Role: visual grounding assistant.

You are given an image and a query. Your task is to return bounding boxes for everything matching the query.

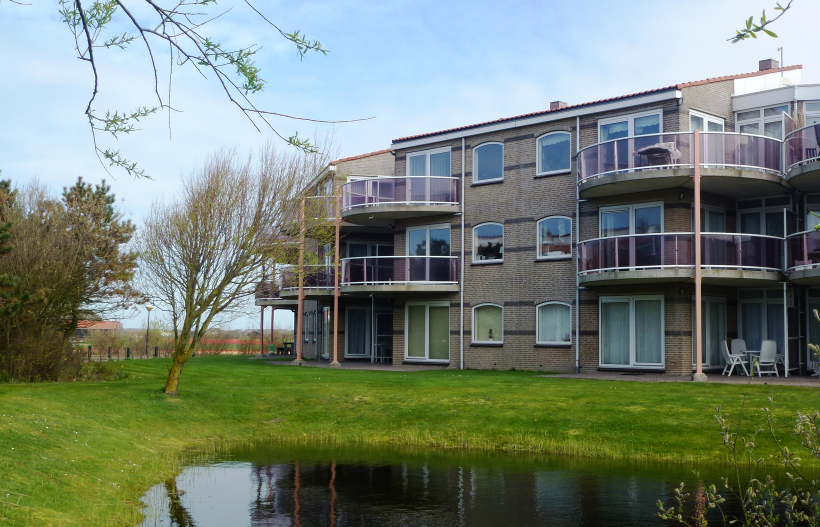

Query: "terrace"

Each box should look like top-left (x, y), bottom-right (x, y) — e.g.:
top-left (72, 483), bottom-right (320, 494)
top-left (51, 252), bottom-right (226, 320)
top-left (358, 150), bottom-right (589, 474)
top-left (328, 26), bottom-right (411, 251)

top-left (341, 176), bottom-right (460, 225)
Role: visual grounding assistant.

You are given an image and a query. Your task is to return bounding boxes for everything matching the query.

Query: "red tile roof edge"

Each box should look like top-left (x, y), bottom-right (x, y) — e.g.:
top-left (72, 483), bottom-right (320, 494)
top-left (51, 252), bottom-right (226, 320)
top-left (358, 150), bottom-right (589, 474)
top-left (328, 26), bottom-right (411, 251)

top-left (76, 320), bottom-right (123, 330)
top-left (392, 65), bottom-right (803, 144)
top-left (330, 148), bottom-right (392, 165)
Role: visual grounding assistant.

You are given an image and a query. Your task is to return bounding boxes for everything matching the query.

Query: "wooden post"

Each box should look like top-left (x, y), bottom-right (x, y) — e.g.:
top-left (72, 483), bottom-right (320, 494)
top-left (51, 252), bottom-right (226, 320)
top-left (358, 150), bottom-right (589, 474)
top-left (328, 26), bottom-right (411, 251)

top-left (270, 263), bottom-right (276, 355)
top-left (259, 305), bottom-right (265, 356)
top-left (295, 198), bottom-right (306, 365)
top-left (693, 129), bottom-right (707, 382)
top-left (331, 180), bottom-right (341, 368)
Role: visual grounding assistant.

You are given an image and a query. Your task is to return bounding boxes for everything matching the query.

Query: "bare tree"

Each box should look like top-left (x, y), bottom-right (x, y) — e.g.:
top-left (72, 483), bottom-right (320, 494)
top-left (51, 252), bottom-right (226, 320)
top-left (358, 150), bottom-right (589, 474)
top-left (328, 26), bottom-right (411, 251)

top-left (137, 141), bottom-right (334, 395)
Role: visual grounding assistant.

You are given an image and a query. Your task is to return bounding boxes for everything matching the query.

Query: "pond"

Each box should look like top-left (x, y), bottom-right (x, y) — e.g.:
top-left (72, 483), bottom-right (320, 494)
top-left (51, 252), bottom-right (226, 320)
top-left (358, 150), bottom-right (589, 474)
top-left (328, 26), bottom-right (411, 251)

top-left (139, 442), bottom-right (796, 526)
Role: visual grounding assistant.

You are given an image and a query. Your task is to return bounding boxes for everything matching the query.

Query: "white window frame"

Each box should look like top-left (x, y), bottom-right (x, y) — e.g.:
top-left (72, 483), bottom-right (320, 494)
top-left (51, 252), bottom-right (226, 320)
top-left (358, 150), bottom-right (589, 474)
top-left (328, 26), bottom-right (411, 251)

top-left (691, 296), bottom-right (727, 368)
top-left (406, 146), bottom-right (452, 177)
top-left (736, 196), bottom-right (792, 235)
top-left (688, 110), bottom-right (725, 132)
top-left (536, 131), bottom-right (572, 176)
top-left (472, 303), bottom-right (504, 344)
top-left (599, 295), bottom-right (665, 368)
top-left (805, 101), bottom-right (820, 126)
top-left (735, 104), bottom-right (790, 138)
top-left (404, 301), bottom-right (450, 363)
top-left (737, 288), bottom-right (786, 354)
top-left (536, 216), bottom-right (573, 260)
top-left (598, 109), bottom-right (663, 141)
top-left (472, 222), bottom-right (504, 263)
top-left (536, 301), bottom-right (572, 346)
top-left (472, 142), bottom-right (504, 184)
top-left (691, 204), bottom-right (726, 232)
top-left (406, 223), bottom-right (452, 257)
top-left (345, 306), bottom-right (371, 358)
top-left (598, 202), bottom-right (665, 237)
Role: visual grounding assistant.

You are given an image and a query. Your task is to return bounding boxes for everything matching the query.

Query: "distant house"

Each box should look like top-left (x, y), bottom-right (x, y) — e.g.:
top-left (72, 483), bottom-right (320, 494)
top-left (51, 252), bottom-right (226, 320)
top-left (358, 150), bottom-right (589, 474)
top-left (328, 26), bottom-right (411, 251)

top-left (74, 321), bottom-right (123, 339)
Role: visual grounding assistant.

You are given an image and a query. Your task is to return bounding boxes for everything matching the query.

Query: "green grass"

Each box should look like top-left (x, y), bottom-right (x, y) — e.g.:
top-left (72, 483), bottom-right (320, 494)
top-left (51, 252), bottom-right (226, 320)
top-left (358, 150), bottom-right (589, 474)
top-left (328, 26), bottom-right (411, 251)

top-left (0, 356), bottom-right (818, 525)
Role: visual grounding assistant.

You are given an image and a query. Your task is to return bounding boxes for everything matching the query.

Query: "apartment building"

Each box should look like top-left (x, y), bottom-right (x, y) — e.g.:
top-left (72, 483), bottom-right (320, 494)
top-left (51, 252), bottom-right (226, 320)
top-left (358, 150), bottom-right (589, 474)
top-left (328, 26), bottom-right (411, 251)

top-left (257, 58), bottom-right (820, 377)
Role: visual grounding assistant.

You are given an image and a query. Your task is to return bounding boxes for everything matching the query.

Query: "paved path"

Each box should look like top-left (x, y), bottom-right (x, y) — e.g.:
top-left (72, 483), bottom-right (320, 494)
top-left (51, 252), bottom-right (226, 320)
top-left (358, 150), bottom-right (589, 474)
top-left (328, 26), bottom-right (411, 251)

top-left (547, 371), bottom-right (819, 387)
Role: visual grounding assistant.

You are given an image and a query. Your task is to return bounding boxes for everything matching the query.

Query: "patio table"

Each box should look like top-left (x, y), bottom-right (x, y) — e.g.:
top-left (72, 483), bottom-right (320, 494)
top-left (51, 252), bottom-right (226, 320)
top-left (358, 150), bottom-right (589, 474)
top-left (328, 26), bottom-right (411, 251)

top-left (745, 350), bottom-right (761, 371)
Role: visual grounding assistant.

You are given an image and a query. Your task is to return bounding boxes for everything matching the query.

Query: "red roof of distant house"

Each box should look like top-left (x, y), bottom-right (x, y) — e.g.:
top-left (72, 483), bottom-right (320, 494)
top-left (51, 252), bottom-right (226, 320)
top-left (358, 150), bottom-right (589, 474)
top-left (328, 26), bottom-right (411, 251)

top-left (392, 65), bottom-right (803, 144)
top-left (76, 321), bottom-right (123, 330)
top-left (330, 149), bottom-right (392, 166)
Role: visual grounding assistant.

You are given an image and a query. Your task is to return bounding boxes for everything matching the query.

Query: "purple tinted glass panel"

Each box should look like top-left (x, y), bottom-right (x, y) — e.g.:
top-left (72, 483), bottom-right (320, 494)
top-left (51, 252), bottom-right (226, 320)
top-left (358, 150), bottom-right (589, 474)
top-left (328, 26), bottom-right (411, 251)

top-left (343, 177), bottom-right (458, 211)
top-left (341, 257), bottom-right (458, 285)
top-left (785, 125), bottom-right (820, 170)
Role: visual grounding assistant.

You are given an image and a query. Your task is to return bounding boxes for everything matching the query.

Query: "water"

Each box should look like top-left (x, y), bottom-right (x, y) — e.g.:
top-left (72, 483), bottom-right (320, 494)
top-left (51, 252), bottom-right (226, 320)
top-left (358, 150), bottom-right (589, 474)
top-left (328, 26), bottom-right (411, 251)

top-left (139, 443), bottom-right (801, 526)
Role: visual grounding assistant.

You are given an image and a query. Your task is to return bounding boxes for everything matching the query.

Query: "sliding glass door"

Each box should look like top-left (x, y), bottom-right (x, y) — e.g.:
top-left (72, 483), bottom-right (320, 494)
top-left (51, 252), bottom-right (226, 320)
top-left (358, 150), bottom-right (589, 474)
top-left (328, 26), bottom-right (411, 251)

top-left (600, 296), bottom-right (664, 367)
top-left (692, 298), bottom-right (726, 368)
top-left (406, 302), bottom-right (450, 362)
top-left (345, 307), bottom-right (371, 358)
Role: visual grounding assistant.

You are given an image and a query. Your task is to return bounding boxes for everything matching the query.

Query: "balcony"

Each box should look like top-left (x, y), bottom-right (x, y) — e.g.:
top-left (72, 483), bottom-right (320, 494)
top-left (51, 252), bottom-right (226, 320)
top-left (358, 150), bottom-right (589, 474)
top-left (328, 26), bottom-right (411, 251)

top-left (340, 256), bottom-right (459, 294)
top-left (577, 132), bottom-right (787, 199)
top-left (254, 280), bottom-right (298, 307)
top-left (277, 265), bottom-right (336, 299)
top-left (784, 124), bottom-right (820, 191)
top-left (787, 230), bottom-right (820, 284)
top-left (341, 177), bottom-right (459, 225)
top-left (578, 232), bottom-right (783, 286)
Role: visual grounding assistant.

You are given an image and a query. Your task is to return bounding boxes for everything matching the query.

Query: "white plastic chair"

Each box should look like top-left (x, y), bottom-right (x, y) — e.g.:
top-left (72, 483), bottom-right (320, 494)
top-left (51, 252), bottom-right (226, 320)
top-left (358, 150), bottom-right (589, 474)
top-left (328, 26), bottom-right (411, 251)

top-left (721, 340), bottom-right (748, 377)
top-left (731, 339), bottom-right (747, 355)
top-left (756, 340), bottom-right (779, 377)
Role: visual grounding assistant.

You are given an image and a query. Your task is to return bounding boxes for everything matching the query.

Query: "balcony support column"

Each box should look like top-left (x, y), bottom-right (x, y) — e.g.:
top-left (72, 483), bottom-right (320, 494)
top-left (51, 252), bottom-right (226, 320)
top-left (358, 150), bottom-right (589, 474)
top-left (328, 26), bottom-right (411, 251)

top-left (260, 305), bottom-right (265, 356)
top-left (693, 129), bottom-right (707, 382)
top-left (270, 263), bottom-right (276, 356)
top-left (294, 198), bottom-right (306, 366)
top-left (331, 182), bottom-right (341, 368)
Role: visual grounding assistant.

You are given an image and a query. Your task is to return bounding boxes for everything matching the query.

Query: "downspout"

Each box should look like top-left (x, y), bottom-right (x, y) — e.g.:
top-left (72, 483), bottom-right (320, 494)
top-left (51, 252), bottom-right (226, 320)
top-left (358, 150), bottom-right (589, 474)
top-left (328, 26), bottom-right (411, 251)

top-left (575, 116), bottom-right (580, 374)
top-left (460, 136), bottom-right (465, 370)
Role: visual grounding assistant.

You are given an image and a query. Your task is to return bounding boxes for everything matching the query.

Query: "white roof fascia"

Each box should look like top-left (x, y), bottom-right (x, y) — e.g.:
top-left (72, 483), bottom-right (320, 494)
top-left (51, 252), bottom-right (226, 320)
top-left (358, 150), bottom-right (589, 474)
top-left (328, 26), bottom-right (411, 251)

top-left (795, 85), bottom-right (820, 102)
top-left (391, 90), bottom-right (682, 151)
top-left (732, 86), bottom-right (795, 112)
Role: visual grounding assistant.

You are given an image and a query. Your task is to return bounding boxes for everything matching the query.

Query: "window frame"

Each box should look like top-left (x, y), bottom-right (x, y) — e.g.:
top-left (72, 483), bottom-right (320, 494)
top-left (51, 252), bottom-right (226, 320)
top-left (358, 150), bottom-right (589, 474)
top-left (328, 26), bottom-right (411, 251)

top-left (406, 223), bottom-right (452, 257)
top-left (471, 303), bottom-right (504, 345)
top-left (536, 301), bottom-right (572, 346)
top-left (598, 202), bottom-right (665, 237)
top-left (536, 216), bottom-right (573, 260)
top-left (688, 110), bottom-right (725, 132)
top-left (406, 146), bottom-right (452, 177)
top-left (536, 131), bottom-right (572, 176)
top-left (735, 104), bottom-right (791, 139)
top-left (404, 301), bottom-right (451, 363)
top-left (598, 109), bottom-right (663, 142)
top-left (472, 222), bottom-right (504, 264)
top-left (472, 142), bottom-right (504, 184)
top-left (598, 295), bottom-right (665, 368)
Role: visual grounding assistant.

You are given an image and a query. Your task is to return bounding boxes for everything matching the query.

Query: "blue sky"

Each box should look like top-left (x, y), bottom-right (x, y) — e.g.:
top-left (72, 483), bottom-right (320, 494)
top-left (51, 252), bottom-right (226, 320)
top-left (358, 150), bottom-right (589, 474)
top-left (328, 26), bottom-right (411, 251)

top-left (1, 0), bottom-right (818, 330)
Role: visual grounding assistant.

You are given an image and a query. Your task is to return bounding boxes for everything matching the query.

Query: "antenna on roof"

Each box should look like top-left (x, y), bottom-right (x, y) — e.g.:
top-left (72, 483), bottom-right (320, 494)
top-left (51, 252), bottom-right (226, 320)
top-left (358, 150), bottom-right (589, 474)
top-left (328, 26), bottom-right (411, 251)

top-left (777, 47), bottom-right (784, 77)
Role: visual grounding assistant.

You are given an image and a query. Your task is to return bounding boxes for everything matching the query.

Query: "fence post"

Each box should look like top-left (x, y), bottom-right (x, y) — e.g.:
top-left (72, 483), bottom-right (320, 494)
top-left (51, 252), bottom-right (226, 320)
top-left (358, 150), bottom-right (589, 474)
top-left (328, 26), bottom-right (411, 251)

top-left (88, 345), bottom-right (92, 362)
top-left (154, 346), bottom-right (158, 358)
top-left (126, 347), bottom-right (130, 359)
top-left (108, 347), bottom-right (111, 360)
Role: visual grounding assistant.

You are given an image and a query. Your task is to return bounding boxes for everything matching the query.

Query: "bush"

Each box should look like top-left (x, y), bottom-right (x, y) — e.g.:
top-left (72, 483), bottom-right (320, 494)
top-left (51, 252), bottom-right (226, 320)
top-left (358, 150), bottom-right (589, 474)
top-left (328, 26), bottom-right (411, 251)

top-left (0, 328), bottom-right (76, 382)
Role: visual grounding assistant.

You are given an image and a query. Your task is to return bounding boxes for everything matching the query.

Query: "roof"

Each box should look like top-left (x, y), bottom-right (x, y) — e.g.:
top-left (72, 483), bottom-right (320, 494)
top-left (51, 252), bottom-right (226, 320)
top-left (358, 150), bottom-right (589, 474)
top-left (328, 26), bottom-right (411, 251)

top-left (392, 65), bottom-right (803, 144)
top-left (330, 149), bottom-right (392, 166)
top-left (76, 320), bottom-right (123, 330)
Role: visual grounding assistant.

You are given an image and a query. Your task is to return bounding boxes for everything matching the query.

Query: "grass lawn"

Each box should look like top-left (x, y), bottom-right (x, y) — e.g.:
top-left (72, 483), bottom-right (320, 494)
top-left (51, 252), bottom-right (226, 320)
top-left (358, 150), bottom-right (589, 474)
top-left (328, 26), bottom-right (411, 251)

top-left (1, 355), bottom-right (818, 525)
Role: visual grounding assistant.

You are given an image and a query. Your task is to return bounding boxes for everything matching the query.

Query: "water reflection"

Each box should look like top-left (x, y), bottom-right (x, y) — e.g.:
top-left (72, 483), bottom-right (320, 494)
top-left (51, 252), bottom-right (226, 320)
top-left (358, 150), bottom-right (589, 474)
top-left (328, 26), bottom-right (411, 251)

top-left (141, 444), bottom-right (776, 527)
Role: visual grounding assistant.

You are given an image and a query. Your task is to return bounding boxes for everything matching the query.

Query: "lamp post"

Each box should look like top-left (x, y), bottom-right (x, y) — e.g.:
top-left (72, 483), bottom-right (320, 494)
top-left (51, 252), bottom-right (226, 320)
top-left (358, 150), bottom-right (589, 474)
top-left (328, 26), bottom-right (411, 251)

top-left (145, 304), bottom-right (154, 358)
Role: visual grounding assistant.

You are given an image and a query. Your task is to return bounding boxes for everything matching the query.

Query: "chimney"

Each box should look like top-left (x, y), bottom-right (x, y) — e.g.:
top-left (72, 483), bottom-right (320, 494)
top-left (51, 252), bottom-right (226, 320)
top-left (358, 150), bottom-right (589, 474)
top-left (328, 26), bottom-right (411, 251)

top-left (759, 58), bottom-right (779, 71)
top-left (550, 101), bottom-right (568, 110)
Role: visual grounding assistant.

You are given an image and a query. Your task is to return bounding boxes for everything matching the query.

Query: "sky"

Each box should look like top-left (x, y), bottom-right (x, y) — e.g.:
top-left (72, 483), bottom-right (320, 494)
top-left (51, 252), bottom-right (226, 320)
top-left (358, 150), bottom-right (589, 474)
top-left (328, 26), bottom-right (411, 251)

top-left (1, 0), bottom-right (818, 330)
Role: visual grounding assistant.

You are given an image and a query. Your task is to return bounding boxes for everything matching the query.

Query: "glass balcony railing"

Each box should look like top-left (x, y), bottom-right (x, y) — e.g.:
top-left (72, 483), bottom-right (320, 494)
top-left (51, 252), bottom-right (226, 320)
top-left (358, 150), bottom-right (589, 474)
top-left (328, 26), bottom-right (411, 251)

top-left (784, 124), bottom-right (820, 173)
top-left (255, 280), bottom-right (282, 301)
top-left (342, 177), bottom-right (459, 212)
top-left (787, 230), bottom-right (820, 271)
top-left (577, 132), bottom-right (783, 183)
top-left (341, 256), bottom-right (459, 286)
top-left (579, 232), bottom-right (783, 275)
top-left (280, 265), bottom-right (336, 291)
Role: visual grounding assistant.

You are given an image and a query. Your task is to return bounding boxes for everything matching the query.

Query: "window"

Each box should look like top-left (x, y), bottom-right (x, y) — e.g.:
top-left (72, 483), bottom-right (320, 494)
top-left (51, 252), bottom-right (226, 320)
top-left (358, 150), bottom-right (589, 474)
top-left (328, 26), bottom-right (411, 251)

top-left (689, 111), bottom-right (724, 132)
top-left (805, 102), bottom-right (820, 126)
top-left (737, 196), bottom-right (792, 236)
top-left (407, 224), bottom-right (452, 282)
top-left (599, 111), bottom-right (661, 141)
top-left (407, 148), bottom-right (451, 177)
top-left (536, 302), bottom-right (571, 345)
top-left (472, 304), bottom-right (503, 344)
top-left (473, 223), bottom-right (504, 262)
top-left (537, 132), bottom-right (571, 175)
top-left (537, 217), bottom-right (572, 259)
top-left (600, 296), bottom-right (664, 367)
top-left (406, 302), bottom-right (450, 362)
top-left (473, 143), bottom-right (503, 183)
top-left (736, 104), bottom-right (790, 139)
top-left (599, 203), bottom-right (663, 237)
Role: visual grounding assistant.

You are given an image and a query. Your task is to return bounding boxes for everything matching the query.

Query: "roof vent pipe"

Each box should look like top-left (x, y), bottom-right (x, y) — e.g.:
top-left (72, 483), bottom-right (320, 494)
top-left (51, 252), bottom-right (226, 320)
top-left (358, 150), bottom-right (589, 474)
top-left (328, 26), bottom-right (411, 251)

top-left (550, 101), bottom-right (568, 110)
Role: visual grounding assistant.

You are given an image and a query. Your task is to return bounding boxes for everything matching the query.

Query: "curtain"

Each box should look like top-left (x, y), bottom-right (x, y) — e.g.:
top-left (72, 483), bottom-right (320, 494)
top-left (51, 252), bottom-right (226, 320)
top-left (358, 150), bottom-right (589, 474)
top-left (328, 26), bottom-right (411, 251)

top-left (601, 210), bottom-right (629, 237)
top-left (428, 306), bottom-right (450, 360)
top-left (706, 301), bottom-right (726, 367)
top-left (347, 309), bottom-right (368, 355)
top-left (766, 302), bottom-right (785, 355)
top-left (407, 306), bottom-right (426, 358)
top-left (741, 302), bottom-right (764, 351)
top-left (538, 304), bottom-right (570, 343)
top-left (475, 144), bottom-right (503, 182)
top-left (539, 133), bottom-right (571, 173)
top-left (601, 301), bottom-right (630, 365)
top-left (408, 155), bottom-right (426, 177)
top-left (474, 305), bottom-right (503, 342)
top-left (635, 299), bottom-right (662, 364)
top-left (429, 152), bottom-right (450, 177)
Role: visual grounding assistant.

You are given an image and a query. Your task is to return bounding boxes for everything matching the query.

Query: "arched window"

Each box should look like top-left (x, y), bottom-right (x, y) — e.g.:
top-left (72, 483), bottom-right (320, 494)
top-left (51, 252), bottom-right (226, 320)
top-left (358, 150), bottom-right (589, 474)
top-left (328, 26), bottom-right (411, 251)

top-left (537, 216), bottom-right (572, 259)
top-left (473, 142), bottom-right (504, 183)
top-left (537, 131), bottom-right (571, 175)
top-left (472, 303), bottom-right (503, 344)
top-left (536, 302), bottom-right (571, 345)
top-left (473, 223), bottom-right (504, 262)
